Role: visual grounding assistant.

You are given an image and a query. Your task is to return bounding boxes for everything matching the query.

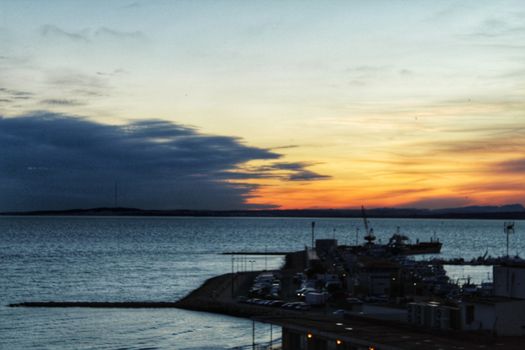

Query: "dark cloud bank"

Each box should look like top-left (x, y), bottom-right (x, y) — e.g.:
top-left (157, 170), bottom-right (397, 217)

top-left (0, 112), bottom-right (328, 212)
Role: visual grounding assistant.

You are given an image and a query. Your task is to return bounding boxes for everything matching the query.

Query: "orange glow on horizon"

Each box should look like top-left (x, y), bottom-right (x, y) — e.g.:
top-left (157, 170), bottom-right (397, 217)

top-left (239, 117), bottom-right (525, 210)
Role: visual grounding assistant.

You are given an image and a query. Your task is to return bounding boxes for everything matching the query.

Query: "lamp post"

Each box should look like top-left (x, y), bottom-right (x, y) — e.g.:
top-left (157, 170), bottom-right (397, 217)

top-left (231, 256), bottom-right (235, 297)
top-left (504, 222), bottom-right (515, 258)
top-left (264, 245), bottom-right (268, 271)
top-left (252, 319), bottom-right (255, 350)
top-left (311, 221), bottom-right (316, 248)
top-left (270, 324), bottom-right (272, 348)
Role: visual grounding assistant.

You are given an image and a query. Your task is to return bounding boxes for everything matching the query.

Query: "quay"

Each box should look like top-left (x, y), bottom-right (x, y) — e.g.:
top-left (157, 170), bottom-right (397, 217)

top-left (177, 268), bottom-right (525, 350)
top-left (175, 248), bottom-right (525, 350)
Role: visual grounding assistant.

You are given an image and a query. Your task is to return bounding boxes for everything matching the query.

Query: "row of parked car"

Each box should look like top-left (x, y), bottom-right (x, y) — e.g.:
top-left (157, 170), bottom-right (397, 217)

top-left (249, 272), bottom-right (281, 298)
top-left (238, 297), bottom-right (311, 311)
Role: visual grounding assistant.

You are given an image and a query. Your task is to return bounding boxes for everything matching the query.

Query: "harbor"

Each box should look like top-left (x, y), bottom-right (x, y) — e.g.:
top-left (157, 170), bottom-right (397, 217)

top-left (9, 216), bottom-right (525, 349)
top-left (182, 227), bottom-right (525, 349)
top-left (10, 264), bottom-right (525, 349)
top-left (175, 217), bottom-right (524, 349)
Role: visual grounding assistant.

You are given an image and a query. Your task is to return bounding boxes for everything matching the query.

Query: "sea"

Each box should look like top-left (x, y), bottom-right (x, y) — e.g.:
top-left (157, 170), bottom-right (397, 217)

top-left (1, 216), bottom-right (523, 349)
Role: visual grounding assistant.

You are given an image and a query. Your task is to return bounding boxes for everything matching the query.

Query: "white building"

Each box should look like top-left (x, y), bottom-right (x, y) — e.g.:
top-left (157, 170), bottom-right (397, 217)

top-left (494, 264), bottom-right (525, 298)
top-left (409, 263), bottom-right (525, 336)
top-left (408, 301), bottom-right (461, 330)
top-left (459, 263), bottom-right (525, 336)
top-left (460, 297), bottom-right (525, 335)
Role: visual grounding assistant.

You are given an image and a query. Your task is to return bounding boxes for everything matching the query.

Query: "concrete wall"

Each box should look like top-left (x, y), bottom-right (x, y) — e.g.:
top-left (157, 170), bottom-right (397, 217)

top-left (408, 302), bottom-right (459, 330)
top-left (461, 299), bottom-right (525, 335)
top-left (494, 266), bottom-right (525, 299)
top-left (461, 303), bottom-right (495, 332)
top-left (494, 301), bottom-right (525, 336)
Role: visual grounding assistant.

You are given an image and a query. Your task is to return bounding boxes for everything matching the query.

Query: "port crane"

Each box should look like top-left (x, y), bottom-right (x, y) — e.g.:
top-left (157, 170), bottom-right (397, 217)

top-left (504, 221), bottom-right (515, 258)
top-left (361, 206), bottom-right (376, 244)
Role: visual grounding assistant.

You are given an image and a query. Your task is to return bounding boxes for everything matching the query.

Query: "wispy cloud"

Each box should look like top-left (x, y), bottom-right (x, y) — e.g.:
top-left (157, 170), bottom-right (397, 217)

top-left (270, 144), bottom-right (299, 150)
top-left (46, 71), bottom-right (110, 98)
top-left (39, 25), bottom-right (145, 43)
top-left (288, 170), bottom-right (330, 181)
top-left (96, 68), bottom-right (127, 77)
top-left (0, 87), bottom-right (34, 102)
top-left (40, 99), bottom-right (85, 107)
top-left (121, 2), bottom-right (141, 9)
top-left (40, 25), bottom-right (90, 42)
top-left (241, 162), bottom-right (330, 182)
top-left (94, 27), bottom-right (144, 40)
top-left (268, 162), bottom-right (330, 181)
top-left (469, 18), bottom-right (525, 39)
top-left (493, 158), bottom-right (525, 174)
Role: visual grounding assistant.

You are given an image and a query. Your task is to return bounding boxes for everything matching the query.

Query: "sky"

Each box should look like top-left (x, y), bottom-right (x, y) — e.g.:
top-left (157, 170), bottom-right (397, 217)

top-left (1, 0), bottom-right (525, 211)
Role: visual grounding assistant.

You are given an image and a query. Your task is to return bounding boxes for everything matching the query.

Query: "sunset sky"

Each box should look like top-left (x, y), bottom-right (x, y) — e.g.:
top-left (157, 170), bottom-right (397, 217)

top-left (1, 0), bottom-right (525, 211)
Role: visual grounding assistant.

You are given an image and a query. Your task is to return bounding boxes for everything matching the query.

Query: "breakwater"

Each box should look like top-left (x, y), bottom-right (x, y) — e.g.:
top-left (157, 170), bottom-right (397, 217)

top-left (8, 271), bottom-right (272, 316)
top-left (9, 301), bottom-right (180, 308)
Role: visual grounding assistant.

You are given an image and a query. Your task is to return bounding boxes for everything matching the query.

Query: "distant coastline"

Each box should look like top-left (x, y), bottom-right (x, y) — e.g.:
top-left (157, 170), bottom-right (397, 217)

top-left (2, 204), bottom-right (525, 220)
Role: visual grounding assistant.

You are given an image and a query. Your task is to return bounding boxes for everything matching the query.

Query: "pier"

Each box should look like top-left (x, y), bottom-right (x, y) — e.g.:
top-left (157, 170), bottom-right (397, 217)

top-left (9, 301), bottom-right (181, 308)
top-left (422, 256), bottom-right (525, 266)
top-left (222, 251), bottom-right (290, 255)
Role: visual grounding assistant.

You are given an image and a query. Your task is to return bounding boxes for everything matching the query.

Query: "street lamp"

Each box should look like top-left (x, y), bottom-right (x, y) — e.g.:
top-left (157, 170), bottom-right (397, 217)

top-left (231, 256), bottom-right (235, 297)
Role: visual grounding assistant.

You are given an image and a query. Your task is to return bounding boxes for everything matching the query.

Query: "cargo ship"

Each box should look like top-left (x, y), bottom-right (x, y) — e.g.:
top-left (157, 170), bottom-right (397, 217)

top-left (353, 206), bottom-right (442, 255)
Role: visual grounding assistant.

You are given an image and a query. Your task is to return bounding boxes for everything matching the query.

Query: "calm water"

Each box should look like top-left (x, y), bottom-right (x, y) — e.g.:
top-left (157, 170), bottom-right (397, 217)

top-left (1, 216), bottom-right (523, 349)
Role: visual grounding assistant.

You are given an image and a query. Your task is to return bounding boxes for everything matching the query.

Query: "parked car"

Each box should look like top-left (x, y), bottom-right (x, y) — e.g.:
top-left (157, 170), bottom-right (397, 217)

top-left (269, 300), bottom-right (285, 307)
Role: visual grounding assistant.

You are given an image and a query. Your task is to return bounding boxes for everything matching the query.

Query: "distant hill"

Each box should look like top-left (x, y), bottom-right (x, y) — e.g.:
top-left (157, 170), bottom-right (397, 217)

top-left (431, 204), bottom-right (525, 214)
top-left (2, 204), bottom-right (525, 220)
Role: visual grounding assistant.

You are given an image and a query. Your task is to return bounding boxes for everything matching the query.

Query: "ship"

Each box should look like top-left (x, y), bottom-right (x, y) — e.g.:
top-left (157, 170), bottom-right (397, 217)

top-left (387, 230), bottom-right (442, 255)
top-left (352, 206), bottom-right (442, 255)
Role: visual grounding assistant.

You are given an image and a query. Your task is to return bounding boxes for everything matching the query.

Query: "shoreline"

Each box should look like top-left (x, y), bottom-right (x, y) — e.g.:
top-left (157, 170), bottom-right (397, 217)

top-left (9, 250), bottom-right (525, 350)
top-left (3, 206), bottom-right (525, 220)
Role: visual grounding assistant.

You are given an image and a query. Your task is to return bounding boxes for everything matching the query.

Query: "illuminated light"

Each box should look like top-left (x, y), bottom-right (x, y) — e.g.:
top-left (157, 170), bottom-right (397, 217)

top-left (369, 347), bottom-right (376, 350)
top-left (307, 333), bottom-right (313, 339)
top-left (336, 339), bottom-right (343, 345)
top-left (336, 322), bottom-right (343, 326)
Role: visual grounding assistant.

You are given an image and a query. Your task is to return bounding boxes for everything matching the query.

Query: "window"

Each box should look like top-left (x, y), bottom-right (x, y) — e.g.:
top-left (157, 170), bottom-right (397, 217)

top-left (466, 305), bottom-right (475, 324)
